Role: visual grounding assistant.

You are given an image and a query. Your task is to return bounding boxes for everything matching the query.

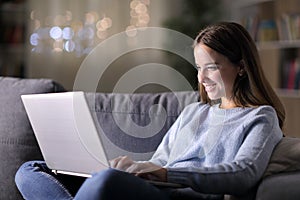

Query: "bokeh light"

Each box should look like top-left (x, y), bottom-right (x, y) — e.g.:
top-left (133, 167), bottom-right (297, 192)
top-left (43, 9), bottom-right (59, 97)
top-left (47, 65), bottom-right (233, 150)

top-left (128, 0), bottom-right (151, 37)
top-left (85, 11), bottom-right (99, 25)
top-left (30, 33), bottom-right (39, 46)
top-left (33, 19), bottom-right (41, 30)
top-left (62, 27), bottom-right (74, 40)
top-left (65, 10), bottom-right (72, 21)
top-left (135, 3), bottom-right (147, 14)
top-left (64, 40), bottom-right (75, 52)
top-left (126, 25), bottom-right (137, 37)
top-left (30, 10), bottom-right (36, 20)
top-left (97, 30), bottom-right (108, 39)
top-left (28, 9), bottom-right (112, 56)
top-left (71, 20), bottom-right (83, 32)
top-left (96, 17), bottom-right (112, 31)
top-left (53, 40), bottom-right (64, 52)
top-left (50, 26), bottom-right (62, 40)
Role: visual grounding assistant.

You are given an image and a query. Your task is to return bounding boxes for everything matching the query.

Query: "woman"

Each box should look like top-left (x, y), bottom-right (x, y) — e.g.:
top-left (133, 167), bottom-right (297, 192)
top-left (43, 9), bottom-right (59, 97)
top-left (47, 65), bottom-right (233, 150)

top-left (15, 22), bottom-right (285, 200)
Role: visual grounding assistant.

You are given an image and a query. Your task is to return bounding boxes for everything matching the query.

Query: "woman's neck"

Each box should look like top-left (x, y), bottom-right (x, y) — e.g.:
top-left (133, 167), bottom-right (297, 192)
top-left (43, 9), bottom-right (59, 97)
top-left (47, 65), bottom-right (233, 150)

top-left (220, 98), bottom-right (238, 109)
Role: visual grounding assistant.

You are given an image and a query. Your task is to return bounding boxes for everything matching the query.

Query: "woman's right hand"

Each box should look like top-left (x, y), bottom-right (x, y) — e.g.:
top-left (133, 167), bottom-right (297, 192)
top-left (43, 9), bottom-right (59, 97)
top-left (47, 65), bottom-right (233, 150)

top-left (109, 156), bottom-right (162, 175)
top-left (109, 156), bottom-right (135, 172)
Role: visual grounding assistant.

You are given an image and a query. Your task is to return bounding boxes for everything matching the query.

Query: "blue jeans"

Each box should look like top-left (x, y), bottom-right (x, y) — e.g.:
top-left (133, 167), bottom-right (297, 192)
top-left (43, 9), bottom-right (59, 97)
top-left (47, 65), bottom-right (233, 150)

top-left (15, 161), bottom-right (170, 200)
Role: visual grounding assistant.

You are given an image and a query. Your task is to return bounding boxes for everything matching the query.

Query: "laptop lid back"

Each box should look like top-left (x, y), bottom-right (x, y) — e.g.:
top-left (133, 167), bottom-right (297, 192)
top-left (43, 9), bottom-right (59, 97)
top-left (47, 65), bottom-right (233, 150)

top-left (21, 91), bottom-right (110, 177)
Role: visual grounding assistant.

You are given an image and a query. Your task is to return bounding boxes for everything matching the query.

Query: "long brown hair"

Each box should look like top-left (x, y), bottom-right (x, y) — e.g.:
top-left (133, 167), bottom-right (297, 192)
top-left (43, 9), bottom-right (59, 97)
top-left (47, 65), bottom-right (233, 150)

top-left (194, 22), bottom-right (285, 129)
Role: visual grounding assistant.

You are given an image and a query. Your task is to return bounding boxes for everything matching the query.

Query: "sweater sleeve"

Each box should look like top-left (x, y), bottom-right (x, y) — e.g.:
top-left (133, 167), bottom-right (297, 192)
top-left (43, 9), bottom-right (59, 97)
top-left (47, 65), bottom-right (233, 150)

top-left (167, 106), bottom-right (283, 196)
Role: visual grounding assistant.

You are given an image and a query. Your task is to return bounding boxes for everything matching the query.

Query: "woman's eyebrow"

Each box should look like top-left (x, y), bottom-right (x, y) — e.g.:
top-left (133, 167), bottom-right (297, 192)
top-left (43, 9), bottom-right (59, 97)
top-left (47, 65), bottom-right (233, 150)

top-left (204, 62), bottom-right (217, 66)
top-left (196, 62), bottom-right (218, 67)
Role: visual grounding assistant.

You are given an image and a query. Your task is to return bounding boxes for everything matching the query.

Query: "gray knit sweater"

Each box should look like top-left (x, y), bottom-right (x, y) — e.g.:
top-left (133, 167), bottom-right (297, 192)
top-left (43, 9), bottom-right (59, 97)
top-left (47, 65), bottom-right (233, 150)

top-left (150, 102), bottom-right (283, 196)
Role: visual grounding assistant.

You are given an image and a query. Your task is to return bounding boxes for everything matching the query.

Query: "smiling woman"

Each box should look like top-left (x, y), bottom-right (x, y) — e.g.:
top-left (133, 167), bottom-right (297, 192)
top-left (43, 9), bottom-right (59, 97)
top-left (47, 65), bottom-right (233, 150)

top-left (194, 22), bottom-right (285, 125)
top-left (15, 22), bottom-right (286, 200)
top-left (194, 46), bottom-right (225, 103)
top-left (194, 44), bottom-right (241, 109)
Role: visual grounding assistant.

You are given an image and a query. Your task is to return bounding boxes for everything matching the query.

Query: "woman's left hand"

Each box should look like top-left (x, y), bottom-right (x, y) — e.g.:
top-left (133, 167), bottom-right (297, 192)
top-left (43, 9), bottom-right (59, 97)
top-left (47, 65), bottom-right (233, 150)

top-left (135, 165), bottom-right (168, 182)
top-left (110, 156), bottom-right (167, 182)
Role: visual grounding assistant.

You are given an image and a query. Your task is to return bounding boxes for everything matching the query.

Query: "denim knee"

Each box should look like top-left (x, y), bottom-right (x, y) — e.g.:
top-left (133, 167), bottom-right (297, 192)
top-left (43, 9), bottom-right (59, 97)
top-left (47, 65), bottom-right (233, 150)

top-left (15, 160), bottom-right (73, 200)
top-left (15, 161), bottom-right (44, 190)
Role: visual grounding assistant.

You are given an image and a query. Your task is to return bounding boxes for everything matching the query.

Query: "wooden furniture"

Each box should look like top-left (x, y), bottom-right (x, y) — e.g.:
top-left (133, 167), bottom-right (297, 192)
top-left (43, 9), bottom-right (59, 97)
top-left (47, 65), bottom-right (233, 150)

top-left (0, 0), bottom-right (28, 77)
top-left (232, 0), bottom-right (300, 137)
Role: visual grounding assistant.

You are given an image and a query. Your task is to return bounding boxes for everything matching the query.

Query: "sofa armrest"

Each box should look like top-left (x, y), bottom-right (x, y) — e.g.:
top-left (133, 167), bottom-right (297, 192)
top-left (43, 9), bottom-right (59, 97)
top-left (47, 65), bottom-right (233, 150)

top-left (254, 136), bottom-right (300, 200)
top-left (256, 171), bottom-right (300, 200)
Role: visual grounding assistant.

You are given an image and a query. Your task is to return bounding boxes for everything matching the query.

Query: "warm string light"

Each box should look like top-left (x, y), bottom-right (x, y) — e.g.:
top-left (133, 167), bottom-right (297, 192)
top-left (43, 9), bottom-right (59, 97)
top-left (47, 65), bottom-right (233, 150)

top-left (29, 1), bottom-right (151, 56)
top-left (126, 0), bottom-right (151, 37)
top-left (29, 10), bottom-right (112, 56)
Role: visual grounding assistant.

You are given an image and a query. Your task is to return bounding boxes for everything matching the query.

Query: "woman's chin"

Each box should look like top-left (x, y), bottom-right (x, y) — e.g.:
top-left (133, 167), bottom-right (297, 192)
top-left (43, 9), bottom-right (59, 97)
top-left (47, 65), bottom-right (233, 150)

top-left (207, 93), bottom-right (220, 100)
top-left (209, 97), bottom-right (219, 101)
top-left (206, 89), bottom-right (226, 101)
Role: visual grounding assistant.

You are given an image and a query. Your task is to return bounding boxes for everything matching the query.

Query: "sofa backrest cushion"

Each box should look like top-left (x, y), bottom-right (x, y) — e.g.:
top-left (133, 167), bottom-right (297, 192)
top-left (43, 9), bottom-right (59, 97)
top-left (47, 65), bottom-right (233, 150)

top-left (0, 77), bottom-right (65, 200)
top-left (85, 91), bottom-right (199, 161)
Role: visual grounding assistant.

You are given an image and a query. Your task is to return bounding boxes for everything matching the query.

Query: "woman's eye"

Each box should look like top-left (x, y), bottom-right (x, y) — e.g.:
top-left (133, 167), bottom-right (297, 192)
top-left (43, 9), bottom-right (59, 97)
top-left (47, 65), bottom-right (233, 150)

top-left (207, 66), bottom-right (218, 71)
top-left (196, 64), bottom-right (219, 72)
top-left (207, 67), bottom-right (218, 71)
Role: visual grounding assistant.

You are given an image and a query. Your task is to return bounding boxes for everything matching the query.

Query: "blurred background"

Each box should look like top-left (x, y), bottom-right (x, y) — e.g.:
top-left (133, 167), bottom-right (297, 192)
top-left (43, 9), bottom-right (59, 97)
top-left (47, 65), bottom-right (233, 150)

top-left (1, 0), bottom-right (300, 137)
top-left (0, 0), bottom-right (228, 91)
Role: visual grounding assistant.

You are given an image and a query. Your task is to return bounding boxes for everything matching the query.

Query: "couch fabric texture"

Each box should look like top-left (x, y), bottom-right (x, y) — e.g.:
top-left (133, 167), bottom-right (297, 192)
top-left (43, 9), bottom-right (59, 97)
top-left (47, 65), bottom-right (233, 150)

top-left (0, 77), bottom-right (65, 200)
top-left (1, 76), bottom-right (300, 200)
top-left (84, 91), bottom-right (199, 161)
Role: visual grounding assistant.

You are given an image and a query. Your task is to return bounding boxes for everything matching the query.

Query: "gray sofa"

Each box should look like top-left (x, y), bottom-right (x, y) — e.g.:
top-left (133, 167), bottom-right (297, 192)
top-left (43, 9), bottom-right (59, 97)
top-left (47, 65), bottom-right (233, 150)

top-left (1, 76), bottom-right (300, 200)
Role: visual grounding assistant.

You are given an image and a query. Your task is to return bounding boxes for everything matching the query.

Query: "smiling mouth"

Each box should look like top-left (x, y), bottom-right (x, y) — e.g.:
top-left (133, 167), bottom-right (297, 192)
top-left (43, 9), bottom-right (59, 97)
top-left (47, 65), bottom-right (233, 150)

top-left (204, 84), bottom-right (216, 92)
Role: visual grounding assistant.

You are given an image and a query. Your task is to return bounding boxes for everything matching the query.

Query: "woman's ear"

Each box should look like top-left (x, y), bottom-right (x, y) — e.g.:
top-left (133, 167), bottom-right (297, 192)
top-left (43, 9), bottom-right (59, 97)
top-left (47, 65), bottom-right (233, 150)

top-left (238, 60), bottom-right (246, 76)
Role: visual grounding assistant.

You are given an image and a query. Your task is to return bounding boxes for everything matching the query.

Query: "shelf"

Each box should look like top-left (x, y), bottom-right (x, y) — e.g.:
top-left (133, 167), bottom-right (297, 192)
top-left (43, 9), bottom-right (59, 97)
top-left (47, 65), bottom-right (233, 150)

top-left (0, 0), bottom-right (27, 78)
top-left (233, 0), bottom-right (300, 137)
top-left (276, 88), bottom-right (300, 98)
top-left (257, 40), bottom-right (300, 50)
top-left (0, 44), bottom-right (25, 53)
top-left (0, 2), bottom-right (26, 13)
top-left (234, 0), bottom-right (274, 8)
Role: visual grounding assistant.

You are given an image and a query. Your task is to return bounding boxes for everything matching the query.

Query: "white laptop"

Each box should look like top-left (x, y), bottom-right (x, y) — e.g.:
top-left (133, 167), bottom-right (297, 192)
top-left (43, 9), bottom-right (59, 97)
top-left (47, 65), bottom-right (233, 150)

top-left (21, 91), bottom-right (183, 187)
top-left (21, 91), bottom-right (110, 177)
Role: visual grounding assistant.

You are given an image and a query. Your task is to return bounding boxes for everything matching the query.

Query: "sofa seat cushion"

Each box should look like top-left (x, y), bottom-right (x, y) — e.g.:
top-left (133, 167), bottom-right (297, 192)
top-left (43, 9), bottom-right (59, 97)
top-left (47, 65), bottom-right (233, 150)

top-left (0, 77), bottom-right (65, 200)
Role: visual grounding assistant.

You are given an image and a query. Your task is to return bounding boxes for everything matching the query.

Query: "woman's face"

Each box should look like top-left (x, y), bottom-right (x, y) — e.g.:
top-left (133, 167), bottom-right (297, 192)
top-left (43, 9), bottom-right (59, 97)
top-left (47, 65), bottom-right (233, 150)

top-left (194, 44), bottom-right (240, 101)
